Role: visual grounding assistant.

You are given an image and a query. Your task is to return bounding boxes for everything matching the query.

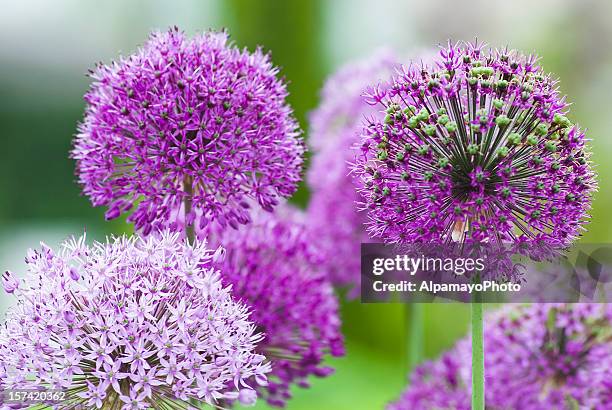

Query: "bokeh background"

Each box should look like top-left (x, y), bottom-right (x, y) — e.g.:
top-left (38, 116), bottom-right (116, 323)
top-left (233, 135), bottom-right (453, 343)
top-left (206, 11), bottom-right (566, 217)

top-left (1, 0), bottom-right (611, 409)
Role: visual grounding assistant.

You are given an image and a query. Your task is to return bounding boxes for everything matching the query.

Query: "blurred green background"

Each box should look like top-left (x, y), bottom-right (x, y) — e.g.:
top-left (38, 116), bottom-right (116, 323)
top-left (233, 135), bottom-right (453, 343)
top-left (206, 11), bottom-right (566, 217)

top-left (1, 1), bottom-right (611, 409)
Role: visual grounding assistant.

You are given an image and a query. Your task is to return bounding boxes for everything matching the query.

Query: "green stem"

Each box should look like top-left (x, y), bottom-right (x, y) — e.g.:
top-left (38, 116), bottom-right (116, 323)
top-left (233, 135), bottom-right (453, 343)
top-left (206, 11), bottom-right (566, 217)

top-left (183, 176), bottom-right (195, 245)
top-left (471, 293), bottom-right (484, 410)
top-left (407, 303), bottom-right (424, 373)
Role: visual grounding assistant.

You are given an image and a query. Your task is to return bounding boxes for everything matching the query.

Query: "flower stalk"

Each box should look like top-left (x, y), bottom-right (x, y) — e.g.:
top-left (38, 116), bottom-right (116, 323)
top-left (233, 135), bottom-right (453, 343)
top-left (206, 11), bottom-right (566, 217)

top-left (471, 281), bottom-right (484, 410)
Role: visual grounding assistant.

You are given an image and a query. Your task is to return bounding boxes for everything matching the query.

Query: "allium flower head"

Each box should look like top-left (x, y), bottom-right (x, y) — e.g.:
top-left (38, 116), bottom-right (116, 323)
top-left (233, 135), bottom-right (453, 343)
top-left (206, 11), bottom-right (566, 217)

top-left (389, 303), bottom-right (612, 410)
top-left (210, 206), bottom-right (345, 407)
top-left (0, 232), bottom-right (271, 409)
top-left (307, 50), bottom-right (400, 292)
top-left (73, 27), bottom-right (304, 235)
top-left (353, 41), bottom-right (596, 246)
top-left (469, 303), bottom-right (612, 409)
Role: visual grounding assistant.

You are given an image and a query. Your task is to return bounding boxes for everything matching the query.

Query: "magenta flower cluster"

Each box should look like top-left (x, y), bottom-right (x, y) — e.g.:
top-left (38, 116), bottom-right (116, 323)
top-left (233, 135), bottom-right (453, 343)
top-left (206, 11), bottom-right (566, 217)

top-left (0, 233), bottom-right (271, 409)
top-left (73, 27), bottom-right (304, 235)
top-left (307, 50), bottom-right (400, 292)
top-left (352, 41), bottom-right (596, 246)
top-left (210, 206), bottom-right (345, 407)
top-left (389, 304), bottom-right (612, 409)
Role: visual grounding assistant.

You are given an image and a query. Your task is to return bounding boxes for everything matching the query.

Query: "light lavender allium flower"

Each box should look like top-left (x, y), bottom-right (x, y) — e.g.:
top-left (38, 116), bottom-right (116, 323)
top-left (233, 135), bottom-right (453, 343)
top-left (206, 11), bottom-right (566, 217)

top-left (352, 41), bottom-right (596, 246)
top-left (210, 206), bottom-right (345, 407)
top-left (389, 304), bottom-right (612, 410)
top-left (73, 27), bottom-right (304, 235)
top-left (306, 50), bottom-right (400, 292)
top-left (0, 232), bottom-right (271, 409)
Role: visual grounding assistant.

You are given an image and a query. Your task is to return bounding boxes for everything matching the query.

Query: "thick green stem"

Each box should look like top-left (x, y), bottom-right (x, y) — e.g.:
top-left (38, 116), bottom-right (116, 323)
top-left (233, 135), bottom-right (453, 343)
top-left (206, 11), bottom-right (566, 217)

top-left (407, 303), bottom-right (424, 373)
top-left (183, 176), bottom-right (195, 245)
top-left (471, 293), bottom-right (484, 410)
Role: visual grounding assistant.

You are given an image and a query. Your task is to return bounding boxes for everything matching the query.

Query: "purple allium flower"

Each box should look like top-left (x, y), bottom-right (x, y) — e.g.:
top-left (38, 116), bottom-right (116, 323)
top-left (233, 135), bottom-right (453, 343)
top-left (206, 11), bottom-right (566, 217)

top-left (0, 232), bottom-right (271, 409)
top-left (210, 205), bottom-right (345, 407)
top-left (389, 304), bottom-right (612, 410)
top-left (352, 41), bottom-right (596, 246)
top-left (73, 27), bottom-right (304, 235)
top-left (306, 50), bottom-right (400, 293)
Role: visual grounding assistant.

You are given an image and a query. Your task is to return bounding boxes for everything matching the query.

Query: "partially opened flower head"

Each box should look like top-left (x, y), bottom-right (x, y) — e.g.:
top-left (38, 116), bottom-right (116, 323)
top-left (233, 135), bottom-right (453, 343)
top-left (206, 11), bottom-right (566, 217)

top-left (210, 206), bottom-right (345, 407)
top-left (389, 303), bottom-right (612, 410)
top-left (0, 232), bottom-right (270, 409)
top-left (73, 27), bottom-right (304, 235)
top-left (307, 49), bottom-right (400, 292)
top-left (353, 41), bottom-right (596, 246)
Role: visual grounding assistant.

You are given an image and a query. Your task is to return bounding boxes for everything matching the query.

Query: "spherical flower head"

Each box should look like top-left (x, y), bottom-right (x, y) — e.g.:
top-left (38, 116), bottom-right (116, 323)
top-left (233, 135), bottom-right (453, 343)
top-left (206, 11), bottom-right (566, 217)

top-left (352, 41), bottom-right (596, 246)
top-left (73, 27), bottom-right (304, 235)
top-left (0, 232), bottom-right (271, 409)
top-left (387, 352), bottom-right (470, 410)
top-left (307, 49), bottom-right (401, 293)
top-left (209, 205), bottom-right (345, 407)
top-left (464, 303), bottom-right (612, 409)
top-left (390, 304), bottom-right (612, 410)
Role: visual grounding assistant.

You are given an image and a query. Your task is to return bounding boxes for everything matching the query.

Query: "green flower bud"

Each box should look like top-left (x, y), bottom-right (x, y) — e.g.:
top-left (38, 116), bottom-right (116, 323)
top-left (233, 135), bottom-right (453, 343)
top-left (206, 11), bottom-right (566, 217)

top-left (535, 123), bottom-right (549, 136)
top-left (495, 115), bottom-right (510, 127)
top-left (495, 80), bottom-right (508, 90)
top-left (417, 145), bottom-right (429, 155)
top-left (467, 144), bottom-right (479, 155)
top-left (445, 121), bottom-right (457, 133)
top-left (553, 113), bottom-right (571, 128)
top-left (417, 108), bottom-right (429, 121)
top-left (424, 125), bottom-right (436, 136)
top-left (497, 147), bottom-right (509, 157)
top-left (437, 114), bottom-right (450, 125)
top-left (507, 132), bottom-right (522, 145)
top-left (470, 66), bottom-right (494, 77)
top-left (493, 99), bottom-right (504, 109)
top-left (438, 157), bottom-right (449, 168)
top-left (526, 135), bottom-right (538, 146)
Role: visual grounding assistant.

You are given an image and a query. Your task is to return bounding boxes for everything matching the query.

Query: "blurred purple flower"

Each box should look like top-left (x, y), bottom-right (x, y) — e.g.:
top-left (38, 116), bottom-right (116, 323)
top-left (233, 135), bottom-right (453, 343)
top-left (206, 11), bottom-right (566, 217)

top-left (0, 232), bottom-right (270, 409)
top-left (387, 352), bottom-right (470, 410)
top-left (306, 49), bottom-right (401, 294)
top-left (210, 205), bottom-right (345, 407)
top-left (389, 304), bottom-right (612, 409)
top-left (73, 27), bottom-right (304, 235)
top-left (352, 41), bottom-right (596, 246)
